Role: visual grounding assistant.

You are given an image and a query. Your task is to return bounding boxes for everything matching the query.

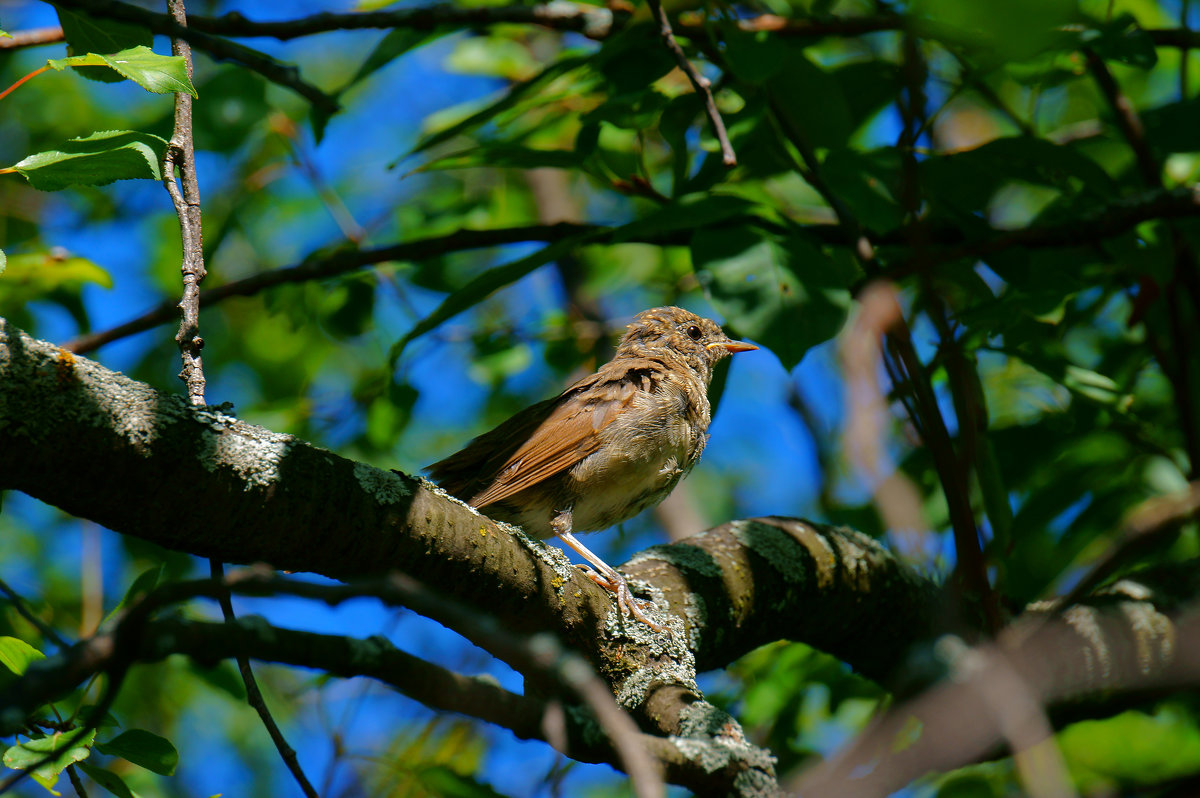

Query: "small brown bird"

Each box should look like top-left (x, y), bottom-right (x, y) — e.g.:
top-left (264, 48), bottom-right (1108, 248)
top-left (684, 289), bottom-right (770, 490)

top-left (427, 306), bottom-right (757, 629)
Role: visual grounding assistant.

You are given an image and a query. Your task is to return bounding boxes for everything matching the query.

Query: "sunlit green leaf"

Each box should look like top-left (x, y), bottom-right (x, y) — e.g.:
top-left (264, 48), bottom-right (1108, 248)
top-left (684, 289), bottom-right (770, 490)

top-left (1061, 707), bottom-right (1200, 788)
top-left (55, 9), bottom-right (151, 84)
top-left (2, 728), bottom-right (97, 787)
top-left (12, 130), bottom-right (168, 191)
top-left (48, 46), bottom-right (197, 96)
top-left (0, 637), bottom-right (45, 676)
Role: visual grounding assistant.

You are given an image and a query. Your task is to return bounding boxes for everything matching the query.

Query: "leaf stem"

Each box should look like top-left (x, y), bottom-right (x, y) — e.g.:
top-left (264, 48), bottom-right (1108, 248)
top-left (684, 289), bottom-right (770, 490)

top-left (0, 65), bottom-right (50, 103)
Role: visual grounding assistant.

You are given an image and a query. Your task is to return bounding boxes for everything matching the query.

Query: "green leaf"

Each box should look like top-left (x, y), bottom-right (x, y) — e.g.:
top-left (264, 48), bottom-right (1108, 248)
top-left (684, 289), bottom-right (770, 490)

top-left (48, 46), bottom-right (197, 97)
top-left (390, 232), bottom-right (603, 362)
top-left (821, 148), bottom-right (903, 232)
top-left (1060, 707), bottom-right (1200, 788)
top-left (719, 25), bottom-right (788, 85)
top-left (320, 275), bottom-right (376, 338)
top-left (56, 9), bottom-right (151, 84)
top-left (101, 565), bottom-right (163, 629)
top-left (0, 249), bottom-right (6, 275)
top-left (920, 136), bottom-right (1115, 221)
top-left (0, 250), bottom-right (113, 332)
top-left (75, 763), bottom-right (134, 798)
top-left (56, 9), bottom-right (151, 54)
top-left (3, 728), bottom-right (97, 787)
top-left (1073, 14), bottom-right (1158, 69)
top-left (417, 143), bottom-right (588, 173)
top-left (12, 130), bottom-right (167, 191)
top-left (340, 28), bottom-right (438, 95)
top-left (592, 24), bottom-right (676, 94)
top-left (1142, 97), bottom-right (1200, 154)
top-left (417, 764), bottom-right (510, 798)
top-left (0, 637), bottom-right (45, 676)
top-left (0, 251), bottom-right (114, 294)
top-left (833, 61), bottom-right (903, 136)
top-left (692, 226), bottom-right (855, 370)
top-left (765, 50), bottom-right (854, 150)
top-left (612, 194), bottom-right (759, 243)
top-left (405, 54), bottom-right (589, 160)
top-left (96, 729), bottom-right (178, 776)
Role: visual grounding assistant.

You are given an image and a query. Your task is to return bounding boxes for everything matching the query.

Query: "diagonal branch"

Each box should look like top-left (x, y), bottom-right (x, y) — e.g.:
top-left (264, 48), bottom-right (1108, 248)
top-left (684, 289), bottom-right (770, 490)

top-left (61, 185), bottom-right (1200, 357)
top-left (1, 319), bottom-right (936, 685)
top-left (644, 0), bottom-right (736, 166)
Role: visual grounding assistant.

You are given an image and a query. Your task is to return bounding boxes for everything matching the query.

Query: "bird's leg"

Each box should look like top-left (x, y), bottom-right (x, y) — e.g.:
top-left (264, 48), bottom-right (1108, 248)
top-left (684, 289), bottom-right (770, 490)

top-left (551, 511), bottom-right (665, 633)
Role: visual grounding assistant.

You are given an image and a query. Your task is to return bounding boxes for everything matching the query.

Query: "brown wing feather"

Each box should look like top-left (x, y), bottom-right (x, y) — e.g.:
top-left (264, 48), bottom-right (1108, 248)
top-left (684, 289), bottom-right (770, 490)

top-left (468, 380), bottom-right (634, 507)
top-left (427, 360), bottom-right (659, 508)
top-left (426, 394), bottom-right (561, 501)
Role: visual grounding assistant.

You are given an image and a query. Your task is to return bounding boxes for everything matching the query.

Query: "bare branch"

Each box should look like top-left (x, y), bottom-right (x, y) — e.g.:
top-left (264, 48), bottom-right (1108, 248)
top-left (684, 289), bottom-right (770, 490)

top-left (792, 572), bottom-right (1200, 796)
top-left (162, 0), bottom-right (206, 405)
top-left (644, 0), bottom-right (736, 166)
top-left (187, 3), bottom-right (622, 41)
top-left (0, 27), bottom-right (64, 50)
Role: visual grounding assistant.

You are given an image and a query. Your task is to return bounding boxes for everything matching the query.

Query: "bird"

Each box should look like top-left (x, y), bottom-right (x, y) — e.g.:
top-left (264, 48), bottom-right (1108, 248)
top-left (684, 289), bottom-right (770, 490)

top-left (427, 306), bottom-right (757, 630)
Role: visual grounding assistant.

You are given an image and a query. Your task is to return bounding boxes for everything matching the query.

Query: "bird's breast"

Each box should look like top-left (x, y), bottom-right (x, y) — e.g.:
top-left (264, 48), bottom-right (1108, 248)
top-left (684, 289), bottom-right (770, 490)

top-left (563, 382), bottom-right (709, 532)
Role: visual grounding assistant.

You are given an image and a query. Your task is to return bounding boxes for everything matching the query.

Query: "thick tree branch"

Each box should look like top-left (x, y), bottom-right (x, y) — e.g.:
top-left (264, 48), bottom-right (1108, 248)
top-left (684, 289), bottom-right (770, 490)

top-left (8, 321), bottom-right (1200, 793)
top-left (1, 319), bottom-right (937, 680)
top-left (793, 568), bottom-right (1200, 796)
top-left (0, 319), bottom-right (795, 791)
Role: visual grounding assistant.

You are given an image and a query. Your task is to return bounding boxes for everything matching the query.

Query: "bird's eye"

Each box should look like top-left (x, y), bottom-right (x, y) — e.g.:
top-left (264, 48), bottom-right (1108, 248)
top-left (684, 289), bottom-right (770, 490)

top-left (687, 325), bottom-right (702, 340)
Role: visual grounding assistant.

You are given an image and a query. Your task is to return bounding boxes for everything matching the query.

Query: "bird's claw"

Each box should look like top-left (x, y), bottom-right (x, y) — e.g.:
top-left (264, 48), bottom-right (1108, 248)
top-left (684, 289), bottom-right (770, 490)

top-left (574, 564), bottom-right (666, 633)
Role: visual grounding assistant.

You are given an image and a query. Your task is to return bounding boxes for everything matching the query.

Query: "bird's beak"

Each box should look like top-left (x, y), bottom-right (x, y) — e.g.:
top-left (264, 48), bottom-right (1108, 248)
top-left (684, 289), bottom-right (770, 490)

top-left (707, 339), bottom-right (758, 353)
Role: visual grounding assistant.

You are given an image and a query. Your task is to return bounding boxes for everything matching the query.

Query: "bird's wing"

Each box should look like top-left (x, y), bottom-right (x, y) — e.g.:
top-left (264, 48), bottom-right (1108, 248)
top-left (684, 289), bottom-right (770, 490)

top-left (425, 393), bottom-right (561, 502)
top-left (467, 369), bottom-right (645, 508)
top-left (428, 360), bottom-right (660, 509)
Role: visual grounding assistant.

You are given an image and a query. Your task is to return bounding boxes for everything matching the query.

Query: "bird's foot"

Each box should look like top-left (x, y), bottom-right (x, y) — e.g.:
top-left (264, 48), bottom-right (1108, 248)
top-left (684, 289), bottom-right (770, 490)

top-left (575, 564), bottom-right (665, 633)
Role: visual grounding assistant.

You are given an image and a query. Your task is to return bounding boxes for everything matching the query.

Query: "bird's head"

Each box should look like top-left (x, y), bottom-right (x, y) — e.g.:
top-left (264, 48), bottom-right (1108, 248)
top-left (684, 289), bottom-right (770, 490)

top-left (617, 306), bottom-right (757, 383)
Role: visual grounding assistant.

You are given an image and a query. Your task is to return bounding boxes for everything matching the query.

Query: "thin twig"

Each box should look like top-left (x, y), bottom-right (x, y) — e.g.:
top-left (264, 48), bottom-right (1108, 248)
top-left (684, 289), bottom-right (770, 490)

top-left (0, 577), bottom-right (69, 651)
top-left (1084, 49), bottom-right (1160, 185)
top-left (644, 0), bottom-right (736, 166)
top-left (59, 185), bottom-right (1200, 356)
top-left (1085, 48), bottom-right (1200, 478)
top-left (60, 224), bottom-right (607, 354)
top-left (1046, 483), bottom-right (1200, 619)
top-left (209, 561), bottom-right (319, 798)
top-left (163, 3), bottom-right (316, 793)
top-left (162, 0), bottom-right (207, 406)
top-left (66, 765), bottom-right (89, 798)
